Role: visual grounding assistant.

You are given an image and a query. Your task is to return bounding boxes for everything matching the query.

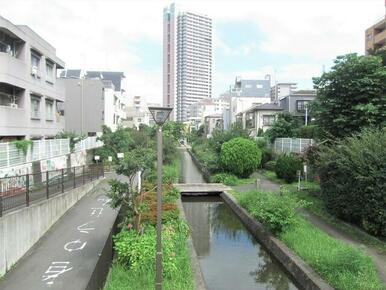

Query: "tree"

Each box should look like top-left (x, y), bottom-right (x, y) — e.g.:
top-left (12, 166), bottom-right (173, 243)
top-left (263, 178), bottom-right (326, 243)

top-left (95, 125), bottom-right (134, 163)
top-left (163, 121), bottom-right (185, 141)
top-left (264, 114), bottom-right (300, 143)
top-left (220, 137), bottom-right (262, 178)
top-left (318, 128), bottom-right (386, 237)
top-left (312, 53), bottom-right (386, 139)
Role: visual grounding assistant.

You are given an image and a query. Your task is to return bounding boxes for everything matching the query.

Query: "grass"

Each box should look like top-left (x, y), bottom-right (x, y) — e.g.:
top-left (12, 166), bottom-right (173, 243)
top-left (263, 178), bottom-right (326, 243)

top-left (104, 228), bottom-right (193, 290)
top-left (258, 169), bottom-right (286, 184)
top-left (234, 189), bottom-right (386, 290)
top-left (282, 182), bottom-right (386, 254)
top-left (281, 217), bottom-right (384, 290)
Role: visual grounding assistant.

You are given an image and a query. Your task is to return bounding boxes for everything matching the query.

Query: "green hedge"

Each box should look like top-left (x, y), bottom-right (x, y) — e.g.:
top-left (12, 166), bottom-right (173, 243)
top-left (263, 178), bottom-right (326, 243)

top-left (319, 128), bottom-right (386, 237)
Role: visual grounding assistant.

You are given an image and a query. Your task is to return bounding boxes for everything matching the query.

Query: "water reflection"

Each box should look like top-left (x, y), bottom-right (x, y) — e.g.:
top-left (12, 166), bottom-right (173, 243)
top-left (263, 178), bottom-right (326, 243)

top-left (179, 149), bottom-right (206, 184)
top-left (182, 196), bottom-right (298, 290)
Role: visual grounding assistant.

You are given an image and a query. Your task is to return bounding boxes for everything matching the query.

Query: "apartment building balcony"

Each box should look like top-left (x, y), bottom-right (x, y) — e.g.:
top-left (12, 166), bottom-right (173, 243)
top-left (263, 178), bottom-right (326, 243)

top-left (374, 29), bottom-right (386, 46)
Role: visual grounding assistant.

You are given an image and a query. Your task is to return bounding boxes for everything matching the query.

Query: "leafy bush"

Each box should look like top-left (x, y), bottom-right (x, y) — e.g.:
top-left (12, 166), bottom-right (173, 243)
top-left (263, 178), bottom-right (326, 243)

top-left (264, 114), bottom-right (301, 143)
top-left (275, 154), bottom-right (302, 183)
top-left (295, 125), bottom-right (317, 139)
top-left (210, 173), bottom-right (239, 186)
top-left (113, 222), bottom-right (188, 277)
top-left (163, 163), bottom-right (179, 184)
top-left (318, 128), bottom-right (386, 237)
top-left (238, 190), bottom-right (307, 234)
top-left (191, 141), bottom-right (221, 173)
top-left (264, 160), bottom-right (276, 172)
top-left (220, 137), bottom-right (262, 178)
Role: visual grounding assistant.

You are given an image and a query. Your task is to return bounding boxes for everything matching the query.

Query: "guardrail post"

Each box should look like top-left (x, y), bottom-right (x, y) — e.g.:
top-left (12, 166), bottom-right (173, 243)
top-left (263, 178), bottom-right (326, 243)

top-left (73, 167), bottom-right (76, 188)
top-left (61, 169), bottom-right (64, 193)
top-left (26, 174), bottom-right (30, 207)
top-left (46, 171), bottom-right (49, 199)
top-left (0, 194), bottom-right (3, 217)
top-left (82, 165), bottom-right (85, 185)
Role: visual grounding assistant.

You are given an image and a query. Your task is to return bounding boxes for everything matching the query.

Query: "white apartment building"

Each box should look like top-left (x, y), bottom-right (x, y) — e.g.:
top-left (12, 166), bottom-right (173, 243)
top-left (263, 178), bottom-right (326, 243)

top-left (123, 96), bottom-right (155, 129)
top-left (0, 15), bottom-right (65, 141)
top-left (163, 3), bottom-right (212, 122)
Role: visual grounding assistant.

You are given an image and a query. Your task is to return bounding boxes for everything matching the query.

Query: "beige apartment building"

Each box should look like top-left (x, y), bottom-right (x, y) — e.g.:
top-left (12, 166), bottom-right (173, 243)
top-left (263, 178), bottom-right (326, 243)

top-left (365, 16), bottom-right (386, 54)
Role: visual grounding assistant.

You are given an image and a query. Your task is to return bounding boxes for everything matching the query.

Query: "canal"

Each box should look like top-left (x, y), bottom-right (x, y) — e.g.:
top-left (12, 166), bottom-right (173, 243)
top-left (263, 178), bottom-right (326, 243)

top-left (179, 148), bottom-right (298, 290)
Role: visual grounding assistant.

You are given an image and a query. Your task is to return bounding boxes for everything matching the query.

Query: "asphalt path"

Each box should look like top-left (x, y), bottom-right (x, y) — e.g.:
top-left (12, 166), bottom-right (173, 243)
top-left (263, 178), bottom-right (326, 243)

top-left (0, 177), bottom-right (119, 290)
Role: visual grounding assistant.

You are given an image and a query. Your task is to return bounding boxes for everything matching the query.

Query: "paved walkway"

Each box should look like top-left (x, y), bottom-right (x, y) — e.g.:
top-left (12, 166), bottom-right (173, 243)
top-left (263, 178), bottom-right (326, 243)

top-left (232, 172), bottom-right (386, 284)
top-left (0, 175), bottom-right (120, 290)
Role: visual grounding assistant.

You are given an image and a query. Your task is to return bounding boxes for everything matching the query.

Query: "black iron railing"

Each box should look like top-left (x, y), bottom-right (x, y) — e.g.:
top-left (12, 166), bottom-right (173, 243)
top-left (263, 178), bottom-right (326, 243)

top-left (0, 164), bottom-right (104, 217)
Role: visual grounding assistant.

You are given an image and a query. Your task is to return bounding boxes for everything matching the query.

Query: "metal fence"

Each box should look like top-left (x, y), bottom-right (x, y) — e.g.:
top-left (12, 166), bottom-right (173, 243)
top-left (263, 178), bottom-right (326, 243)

top-left (74, 136), bottom-right (103, 152)
top-left (0, 137), bottom-right (104, 169)
top-left (273, 138), bottom-right (314, 154)
top-left (0, 139), bottom-right (70, 169)
top-left (0, 164), bottom-right (104, 216)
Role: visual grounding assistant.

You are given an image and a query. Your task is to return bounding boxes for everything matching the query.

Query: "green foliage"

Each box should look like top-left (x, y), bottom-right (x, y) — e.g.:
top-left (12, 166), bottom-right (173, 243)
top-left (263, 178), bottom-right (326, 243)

top-left (162, 135), bottom-right (178, 164)
top-left (107, 179), bottom-right (129, 209)
top-left (238, 190), bottom-right (307, 234)
top-left (312, 53), bottom-right (386, 139)
top-left (275, 154), bottom-right (302, 183)
top-left (265, 114), bottom-right (301, 143)
top-left (12, 140), bottom-right (33, 155)
top-left (295, 125), bottom-right (317, 139)
top-left (163, 122), bottom-right (185, 141)
top-left (113, 222), bottom-right (188, 277)
top-left (55, 130), bottom-right (85, 152)
top-left (210, 173), bottom-right (239, 186)
top-left (191, 141), bottom-right (221, 174)
top-left (264, 160), bottom-right (276, 172)
top-left (281, 217), bottom-right (384, 290)
top-left (318, 128), bottom-right (386, 237)
top-left (96, 126), bottom-right (134, 163)
top-left (117, 148), bottom-right (155, 184)
top-left (162, 162), bottom-right (179, 184)
top-left (208, 122), bottom-right (250, 153)
top-left (220, 137), bottom-right (262, 178)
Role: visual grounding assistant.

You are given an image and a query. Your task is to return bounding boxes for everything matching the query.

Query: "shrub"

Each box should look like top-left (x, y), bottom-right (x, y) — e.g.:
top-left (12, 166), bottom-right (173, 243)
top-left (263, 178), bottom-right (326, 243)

top-left (192, 141), bottom-right (221, 173)
top-left (264, 160), bottom-right (276, 172)
top-left (238, 190), bottom-right (307, 234)
top-left (210, 173), bottom-right (239, 186)
top-left (220, 137), bottom-right (262, 178)
top-left (275, 154), bottom-right (302, 183)
top-left (318, 128), bottom-right (386, 237)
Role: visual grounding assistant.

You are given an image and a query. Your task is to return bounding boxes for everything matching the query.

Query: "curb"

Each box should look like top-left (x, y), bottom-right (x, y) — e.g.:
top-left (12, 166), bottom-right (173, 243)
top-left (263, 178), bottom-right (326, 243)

top-left (220, 191), bottom-right (333, 290)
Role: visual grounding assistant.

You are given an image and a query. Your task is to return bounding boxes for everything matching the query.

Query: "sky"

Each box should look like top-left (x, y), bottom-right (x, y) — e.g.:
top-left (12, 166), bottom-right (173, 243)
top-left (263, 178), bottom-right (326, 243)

top-left (1, 0), bottom-right (384, 105)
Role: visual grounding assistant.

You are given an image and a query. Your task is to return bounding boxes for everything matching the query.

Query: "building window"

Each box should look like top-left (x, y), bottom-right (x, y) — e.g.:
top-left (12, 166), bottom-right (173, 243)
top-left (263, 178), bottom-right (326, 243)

top-left (296, 100), bottom-right (310, 112)
top-left (30, 95), bottom-right (41, 119)
top-left (45, 99), bottom-right (54, 121)
top-left (31, 51), bottom-right (40, 68)
top-left (46, 60), bottom-right (54, 83)
top-left (262, 115), bottom-right (275, 126)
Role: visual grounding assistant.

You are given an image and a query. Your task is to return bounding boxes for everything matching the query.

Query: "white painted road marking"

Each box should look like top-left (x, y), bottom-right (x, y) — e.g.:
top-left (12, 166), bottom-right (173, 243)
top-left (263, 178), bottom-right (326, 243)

top-left (97, 197), bottom-right (111, 206)
top-left (90, 207), bottom-right (103, 218)
top-left (64, 240), bottom-right (87, 252)
top-left (42, 262), bottom-right (73, 285)
top-left (77, 221), bottom-right (95, 234)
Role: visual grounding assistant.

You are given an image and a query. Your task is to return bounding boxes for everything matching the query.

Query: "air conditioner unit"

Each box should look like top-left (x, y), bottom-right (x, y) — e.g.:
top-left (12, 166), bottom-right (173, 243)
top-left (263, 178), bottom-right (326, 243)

top-left (10, 103), bottom-right (18, 109)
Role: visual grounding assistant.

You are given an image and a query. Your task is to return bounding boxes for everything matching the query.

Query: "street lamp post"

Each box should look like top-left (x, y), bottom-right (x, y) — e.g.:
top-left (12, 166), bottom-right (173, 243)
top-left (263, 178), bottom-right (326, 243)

top-left (148, 106), bottom-right (173, 290)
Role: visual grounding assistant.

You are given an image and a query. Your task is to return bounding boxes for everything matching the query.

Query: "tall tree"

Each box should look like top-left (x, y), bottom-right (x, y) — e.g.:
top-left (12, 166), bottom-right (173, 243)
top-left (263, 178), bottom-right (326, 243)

top-left (312, 53), bottom-right (386, 139)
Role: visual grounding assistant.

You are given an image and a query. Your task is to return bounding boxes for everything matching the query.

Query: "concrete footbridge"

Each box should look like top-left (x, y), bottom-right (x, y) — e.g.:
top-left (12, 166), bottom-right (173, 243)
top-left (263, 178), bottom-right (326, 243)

top-left (174, 183), bottom-right (232, 195)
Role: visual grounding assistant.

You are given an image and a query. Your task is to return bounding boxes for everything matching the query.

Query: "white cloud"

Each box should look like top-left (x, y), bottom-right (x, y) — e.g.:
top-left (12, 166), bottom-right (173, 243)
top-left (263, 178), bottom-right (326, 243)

top-left (0, 0), bottom-right (384, 105)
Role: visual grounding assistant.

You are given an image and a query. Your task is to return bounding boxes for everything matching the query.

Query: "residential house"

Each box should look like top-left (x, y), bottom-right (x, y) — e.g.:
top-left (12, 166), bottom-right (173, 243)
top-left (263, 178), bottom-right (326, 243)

top-left (241, 103), bottom-right (283, 137)
top-left (204, 114), bottom-right (223, 137)
top-left (0, 15), bottom-right (65, 141)
top-left (279, 90), bottom-right (316, 125)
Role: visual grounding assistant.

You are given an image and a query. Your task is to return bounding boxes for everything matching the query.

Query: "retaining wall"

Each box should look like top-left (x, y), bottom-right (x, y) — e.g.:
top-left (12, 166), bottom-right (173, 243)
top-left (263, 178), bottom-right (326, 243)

top-left (220, 192), bottom-right (333, 290)
top-left (0, 179), bottom-right (102, 276)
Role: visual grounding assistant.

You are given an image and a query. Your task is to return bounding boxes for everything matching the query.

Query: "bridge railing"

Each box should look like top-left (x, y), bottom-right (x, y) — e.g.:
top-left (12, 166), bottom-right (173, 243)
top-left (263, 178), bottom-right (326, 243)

top-left (0, 163), bottom-right (104, 217)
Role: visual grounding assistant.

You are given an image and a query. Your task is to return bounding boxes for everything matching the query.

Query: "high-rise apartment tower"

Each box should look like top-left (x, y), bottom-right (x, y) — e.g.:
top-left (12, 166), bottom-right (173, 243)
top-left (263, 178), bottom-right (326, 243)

top-left (163, 3), bottom-right (212, 122)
